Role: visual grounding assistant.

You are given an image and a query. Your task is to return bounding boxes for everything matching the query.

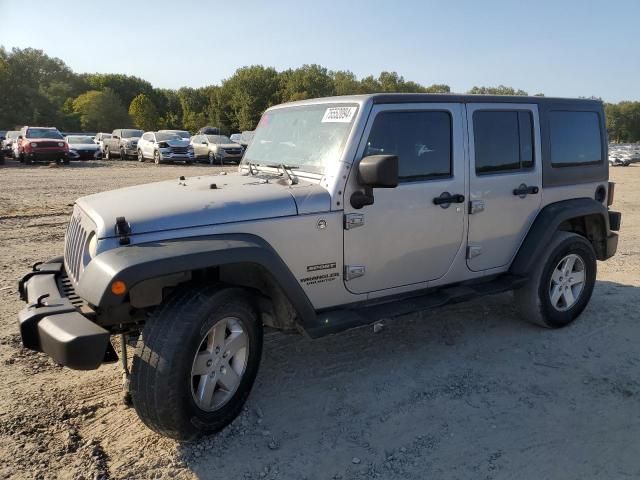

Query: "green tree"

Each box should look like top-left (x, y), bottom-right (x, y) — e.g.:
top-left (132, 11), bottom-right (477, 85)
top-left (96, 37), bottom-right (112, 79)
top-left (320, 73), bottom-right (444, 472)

top-left (219, 66), bottom-right (281, 131)
top-left (424, 84), bottom-right (451, 93)
top-left (72, 89), bottom-right (131, 132)
top-left (467, 85), bottom-right (528, 96)
top-left (280, 64), bottom-right (335, 102)
top-left (129, 93), bottom-right (158, 131)
top-left (85, 73), bottom-right (155, 107)
top-left (332, 70), bottom-right (362, 95)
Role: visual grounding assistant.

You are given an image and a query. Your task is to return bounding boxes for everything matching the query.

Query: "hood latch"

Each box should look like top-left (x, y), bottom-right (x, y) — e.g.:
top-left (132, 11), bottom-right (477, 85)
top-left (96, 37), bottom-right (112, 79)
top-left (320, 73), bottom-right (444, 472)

top-left (115, 216), bottom-right (131, 245)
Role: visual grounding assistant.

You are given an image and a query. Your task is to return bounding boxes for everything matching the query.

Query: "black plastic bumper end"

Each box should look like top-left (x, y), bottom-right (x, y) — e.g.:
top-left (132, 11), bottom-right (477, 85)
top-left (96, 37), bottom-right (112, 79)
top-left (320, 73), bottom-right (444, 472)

top-left (37, 312), bottom-right (110, 370)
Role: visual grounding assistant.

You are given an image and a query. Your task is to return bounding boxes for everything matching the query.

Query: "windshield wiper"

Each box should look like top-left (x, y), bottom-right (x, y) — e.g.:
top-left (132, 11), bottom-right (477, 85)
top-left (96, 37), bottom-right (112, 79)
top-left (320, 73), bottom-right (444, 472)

top-left (267, 164), bottom-right (299, 185)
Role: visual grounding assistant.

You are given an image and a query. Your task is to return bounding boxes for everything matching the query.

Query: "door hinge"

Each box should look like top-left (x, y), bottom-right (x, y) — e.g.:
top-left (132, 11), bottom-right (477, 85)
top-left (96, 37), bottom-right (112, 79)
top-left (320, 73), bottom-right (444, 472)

top-left (344, 213), bottom-right (365, 230)
top-left (468, 200), bottom-right (485, 215)
top-left (467, 245), bottom-right (482, 260)
top-left (344, 265), bottom-right (365, 281)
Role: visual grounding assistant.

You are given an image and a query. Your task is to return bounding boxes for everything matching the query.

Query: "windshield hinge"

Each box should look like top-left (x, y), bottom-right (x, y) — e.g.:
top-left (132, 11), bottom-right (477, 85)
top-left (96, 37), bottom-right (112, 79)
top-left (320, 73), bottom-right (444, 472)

top-left (344, 213), bottom-right (365, 230)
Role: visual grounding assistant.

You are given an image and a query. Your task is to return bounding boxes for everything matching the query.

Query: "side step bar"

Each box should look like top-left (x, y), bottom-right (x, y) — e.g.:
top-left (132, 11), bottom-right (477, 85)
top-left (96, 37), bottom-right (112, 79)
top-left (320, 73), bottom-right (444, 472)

top-left (308, 274), bottom-right (527, 338)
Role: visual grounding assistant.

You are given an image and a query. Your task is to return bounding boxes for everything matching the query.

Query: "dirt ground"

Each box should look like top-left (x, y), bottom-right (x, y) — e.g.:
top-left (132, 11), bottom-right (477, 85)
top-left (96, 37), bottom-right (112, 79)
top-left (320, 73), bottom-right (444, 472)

top-left (0, 159), bottom-right (638, 480)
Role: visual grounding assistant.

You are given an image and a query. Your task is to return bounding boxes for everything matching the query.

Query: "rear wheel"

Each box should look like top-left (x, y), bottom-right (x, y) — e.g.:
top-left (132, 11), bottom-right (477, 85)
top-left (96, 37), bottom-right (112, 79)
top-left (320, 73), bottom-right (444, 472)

top-left (514, 231), bottom-right (596, 328)
top-left (130, 286), bottom-right (263, 440)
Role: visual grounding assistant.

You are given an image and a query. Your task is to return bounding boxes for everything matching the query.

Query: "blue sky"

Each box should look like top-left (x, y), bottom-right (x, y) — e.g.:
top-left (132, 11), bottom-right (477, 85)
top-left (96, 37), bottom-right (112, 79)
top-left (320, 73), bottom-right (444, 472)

top-left (1, 0), bottom-right (638, 102)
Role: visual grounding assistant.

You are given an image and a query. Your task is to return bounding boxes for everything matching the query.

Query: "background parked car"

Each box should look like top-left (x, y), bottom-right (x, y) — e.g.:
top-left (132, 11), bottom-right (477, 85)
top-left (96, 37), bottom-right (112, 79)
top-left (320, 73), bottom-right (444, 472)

top-left (191, 134), bottom-right (244, 164)
top-left (94, 132), bottom-right (112, 154)
top-left (196, 126), bottom-right (220, 135)
top-left (230, 130), bottom-right (255, 154)
top-left (17, 126), bottom-right (68, 164)
top-left (2, 131), bottom-right (20, 157)
top-left (158, 129), bottom-right (191, 141)
top-left (137, 131), bottom-right (194, 164)
top-left (65, 135), bottom-right (102, 160)
top-left (102, 129), bottom-right (143, 160)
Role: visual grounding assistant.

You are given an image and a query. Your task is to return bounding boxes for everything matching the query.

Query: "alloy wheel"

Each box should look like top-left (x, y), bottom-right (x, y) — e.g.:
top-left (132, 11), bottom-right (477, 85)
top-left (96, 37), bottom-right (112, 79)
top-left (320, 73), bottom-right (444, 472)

top-left (549, 253), bottom-right (586, 311)
top-left (190, 317), bottom-right (249, 412)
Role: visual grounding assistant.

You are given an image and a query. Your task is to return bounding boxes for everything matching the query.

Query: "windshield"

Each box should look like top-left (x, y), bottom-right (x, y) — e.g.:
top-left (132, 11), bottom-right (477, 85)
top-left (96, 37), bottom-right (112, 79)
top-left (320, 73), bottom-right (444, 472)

top-left (67, 136), bottom-right (95, 144)
top-left (101, 134), bottom-right (112, 139)
top-left (243, 103), bottom-right (358, 174)
top-left (121, 129), bottom-right (143, 138)
top-left (26, 128), bottom-right (64, 140)
top-left (7, 131), bottom-right (19, 139)
top-left (162, 130), bottom-right (190, 139)
top-left (156, 133), bottom-right (182, 142)
top-left (206, 135), bottom-right (231, 144)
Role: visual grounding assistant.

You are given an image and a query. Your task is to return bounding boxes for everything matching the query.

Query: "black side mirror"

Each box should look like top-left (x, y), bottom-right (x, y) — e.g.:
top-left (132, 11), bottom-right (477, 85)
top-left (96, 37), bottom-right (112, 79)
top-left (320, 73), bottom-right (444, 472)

top-left (351, 155), bottom-right (398, 209)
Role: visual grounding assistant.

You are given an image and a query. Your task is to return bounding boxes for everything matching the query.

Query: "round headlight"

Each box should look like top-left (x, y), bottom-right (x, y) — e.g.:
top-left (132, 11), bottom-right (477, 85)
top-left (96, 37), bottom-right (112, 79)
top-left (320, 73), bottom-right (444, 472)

top-left (58, 142), bottom-right (64, 147)
top-left (82, 233), bottom-right (98, 268)
top-left (88, 233), bottom-right (98, 258)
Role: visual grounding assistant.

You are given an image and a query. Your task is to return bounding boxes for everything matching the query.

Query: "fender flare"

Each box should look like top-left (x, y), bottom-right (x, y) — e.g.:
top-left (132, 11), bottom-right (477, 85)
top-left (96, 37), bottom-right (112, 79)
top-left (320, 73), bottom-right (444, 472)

top-left (78, 233), bottom-right (317, 328)
top-left (510, 198), bottom-right (612, 276)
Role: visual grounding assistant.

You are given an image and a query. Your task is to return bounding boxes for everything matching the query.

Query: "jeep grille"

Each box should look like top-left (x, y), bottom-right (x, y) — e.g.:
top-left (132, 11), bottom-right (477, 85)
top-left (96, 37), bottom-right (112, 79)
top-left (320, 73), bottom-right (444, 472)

top-left (64, 210), bottom-right (89, 283)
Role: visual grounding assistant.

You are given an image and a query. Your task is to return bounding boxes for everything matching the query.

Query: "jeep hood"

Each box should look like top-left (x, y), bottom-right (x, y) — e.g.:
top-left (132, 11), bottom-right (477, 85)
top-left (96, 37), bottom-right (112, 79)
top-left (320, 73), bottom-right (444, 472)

top-left (76, 172), bottom-right (330, 239)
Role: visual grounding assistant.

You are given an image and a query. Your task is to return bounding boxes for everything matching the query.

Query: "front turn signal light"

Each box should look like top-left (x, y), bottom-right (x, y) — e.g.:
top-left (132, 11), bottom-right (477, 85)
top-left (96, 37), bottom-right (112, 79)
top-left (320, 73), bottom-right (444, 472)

top-left (111, 280), bottom-right (127, 296)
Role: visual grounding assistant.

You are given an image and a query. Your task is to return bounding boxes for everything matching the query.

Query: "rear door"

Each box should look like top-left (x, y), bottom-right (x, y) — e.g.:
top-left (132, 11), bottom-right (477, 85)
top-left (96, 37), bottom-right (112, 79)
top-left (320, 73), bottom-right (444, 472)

top-left (466, 103), bottom-right (542, 271)
top-left (343, 103), bottom-right (466, 294)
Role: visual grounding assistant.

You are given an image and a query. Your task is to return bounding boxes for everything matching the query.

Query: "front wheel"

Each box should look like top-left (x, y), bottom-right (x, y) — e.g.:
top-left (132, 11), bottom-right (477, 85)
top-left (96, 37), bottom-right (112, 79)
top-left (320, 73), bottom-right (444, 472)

top-left (120, 148), bottom-right (126, 160)
top-left (130, 286), bottom-right (263, 440)
top-left (137, 149), bottom-right (144, 162)
top-left (208, 151), bottom-right (215, 165)
top-left (514, 231), bottom-right (596, 328)
top-left (104, 147), bottom-right (111, 160)
top-left (154, 150), bottom-right (161, 164)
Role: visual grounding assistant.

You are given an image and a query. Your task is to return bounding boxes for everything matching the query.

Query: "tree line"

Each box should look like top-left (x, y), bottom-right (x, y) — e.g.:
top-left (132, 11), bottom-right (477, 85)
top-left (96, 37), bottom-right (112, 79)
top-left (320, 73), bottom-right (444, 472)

top-left (1, 47), bottom-right (638, 142)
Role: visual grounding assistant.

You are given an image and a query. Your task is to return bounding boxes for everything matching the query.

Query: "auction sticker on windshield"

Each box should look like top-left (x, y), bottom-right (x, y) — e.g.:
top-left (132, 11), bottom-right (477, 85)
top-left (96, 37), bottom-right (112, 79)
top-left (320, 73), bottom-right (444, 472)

top-left (322, 106), bottom-right (357, 123)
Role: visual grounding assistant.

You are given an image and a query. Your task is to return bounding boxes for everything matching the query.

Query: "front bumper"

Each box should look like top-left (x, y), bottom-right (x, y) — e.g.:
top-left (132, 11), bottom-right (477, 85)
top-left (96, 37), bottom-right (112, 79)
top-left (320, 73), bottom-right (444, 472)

top-left (160, 152), bottom-right (195, 162)
top-left (26, 150), bottom-right (67, 162)
top-left (17, 259), bottom-right (111, 370)
top-left (70, 149), bottom-right (102, 160)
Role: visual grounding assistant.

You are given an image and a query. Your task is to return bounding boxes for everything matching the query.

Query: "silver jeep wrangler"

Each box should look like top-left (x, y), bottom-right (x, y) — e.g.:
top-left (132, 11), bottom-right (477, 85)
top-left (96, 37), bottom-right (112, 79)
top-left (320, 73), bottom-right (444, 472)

top-left (18, 94), bottom-right (621, 440)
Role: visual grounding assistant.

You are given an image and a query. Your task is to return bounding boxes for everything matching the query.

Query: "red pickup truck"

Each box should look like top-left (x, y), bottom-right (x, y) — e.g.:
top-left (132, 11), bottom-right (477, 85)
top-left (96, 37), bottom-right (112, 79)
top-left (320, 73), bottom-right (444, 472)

top-left (18, 126), bottom-right (69, 164)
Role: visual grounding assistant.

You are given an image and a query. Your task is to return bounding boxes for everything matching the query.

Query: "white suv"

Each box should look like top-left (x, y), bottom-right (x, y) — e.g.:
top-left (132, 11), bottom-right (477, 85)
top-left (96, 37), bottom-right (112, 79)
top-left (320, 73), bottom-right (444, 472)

top-left (137, 131), bottom-right (194, 164)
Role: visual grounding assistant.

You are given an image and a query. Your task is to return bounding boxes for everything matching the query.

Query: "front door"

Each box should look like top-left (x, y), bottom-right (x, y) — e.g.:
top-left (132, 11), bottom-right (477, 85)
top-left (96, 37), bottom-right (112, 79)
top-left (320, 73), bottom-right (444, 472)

top-left (466, 104), bottom-right (542, 271)
top-left (343, 103), bottom-right (466, 294)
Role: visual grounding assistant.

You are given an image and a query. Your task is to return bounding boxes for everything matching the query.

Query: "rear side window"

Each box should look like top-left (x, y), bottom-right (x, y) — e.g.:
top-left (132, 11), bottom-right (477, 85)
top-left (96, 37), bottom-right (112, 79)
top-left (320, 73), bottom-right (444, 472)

top-left (549, 111), bottom-right (602, 166)
top-left (473, 110), bottom-right (534, 174)
top-left (364, 110), bottom-right (452, 181)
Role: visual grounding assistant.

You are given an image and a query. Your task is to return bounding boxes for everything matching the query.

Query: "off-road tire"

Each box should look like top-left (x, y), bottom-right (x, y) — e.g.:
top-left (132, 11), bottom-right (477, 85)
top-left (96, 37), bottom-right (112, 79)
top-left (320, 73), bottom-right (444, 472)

top-left (130, 286), bottom-right (263, 441)
top-left (514, 231), bottom-right (596, 328)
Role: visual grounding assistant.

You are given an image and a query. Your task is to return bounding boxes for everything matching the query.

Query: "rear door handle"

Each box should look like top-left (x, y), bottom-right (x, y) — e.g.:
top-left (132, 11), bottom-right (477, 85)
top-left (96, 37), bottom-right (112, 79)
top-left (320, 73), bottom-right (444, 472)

top-left (513, 184), bottom-right (539, 197)
top-left (433, 192), bottom-right (465, 207)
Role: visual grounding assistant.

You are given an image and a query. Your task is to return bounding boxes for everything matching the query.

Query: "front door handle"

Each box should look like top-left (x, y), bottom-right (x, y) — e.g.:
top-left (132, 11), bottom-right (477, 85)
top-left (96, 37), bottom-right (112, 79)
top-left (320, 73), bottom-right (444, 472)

top-left (433, 192), bottom-right (465, 207)
top-left (513, 184), bottom-right (539, 197)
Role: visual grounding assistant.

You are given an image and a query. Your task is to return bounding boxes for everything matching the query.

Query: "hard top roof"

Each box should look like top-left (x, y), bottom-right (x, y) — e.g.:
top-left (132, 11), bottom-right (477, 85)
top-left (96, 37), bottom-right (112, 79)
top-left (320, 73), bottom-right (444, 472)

top-left (273, 93), bottom-right (602, 109)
